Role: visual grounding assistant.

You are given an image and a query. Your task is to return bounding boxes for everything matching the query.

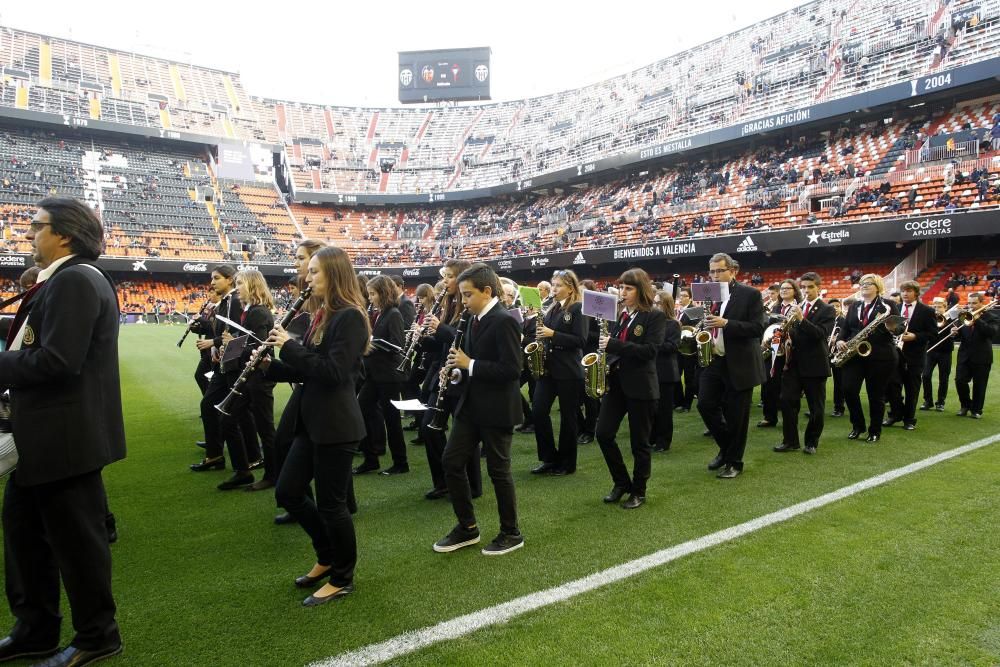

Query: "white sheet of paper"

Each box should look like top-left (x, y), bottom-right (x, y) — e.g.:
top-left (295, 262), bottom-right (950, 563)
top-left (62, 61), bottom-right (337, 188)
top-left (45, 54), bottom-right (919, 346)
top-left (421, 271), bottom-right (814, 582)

top-left (390, 399), bottom-right (430, 411)
top-left (204, 371), bottom-right (215, 380)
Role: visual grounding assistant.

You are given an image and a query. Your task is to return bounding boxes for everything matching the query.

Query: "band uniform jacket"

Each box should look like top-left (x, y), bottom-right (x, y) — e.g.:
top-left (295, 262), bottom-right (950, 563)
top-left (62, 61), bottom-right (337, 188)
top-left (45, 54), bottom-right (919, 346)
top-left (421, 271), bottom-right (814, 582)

top-left (837, 296), bottom-right (901, 363)
top-left (717, 281), bottom-right (768, 392)
top-left (454, 305), bottom-right (524, 429)
top-left (398, 295), bottom-right (416, 330)
top-left (606, 309), bottom-right (667, 400)
top-left (193, 290), bottom-right (242, 370)
top-left (231, 304), bottom-right (275, 375)
top-left (898, 301), bottom-right (937, 362)
top-left (265, 307), bottom-right (368, 444)
top-left (654, 318), bottom-right (682, 384)
top-left (365, 304), bottom-right (405, 383)
top-left (0, 258), bottom-right (126, 487)
top-left (543, 301), bottom-right (587, 381)
top-left (785, 299), bottom-right (836, 378)
top-left (956, 309), bottom-right (998, 365)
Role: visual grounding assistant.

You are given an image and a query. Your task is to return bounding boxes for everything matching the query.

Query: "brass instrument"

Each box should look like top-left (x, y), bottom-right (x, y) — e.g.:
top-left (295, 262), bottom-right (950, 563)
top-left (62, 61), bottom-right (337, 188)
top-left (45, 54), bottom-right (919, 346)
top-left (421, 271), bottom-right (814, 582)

top-left (894, 310), bottom-right (911, 350)
top-left (428, 309), bottom-right (470, 431)
top-left (689, 301), bottom-right (715, 368)
top-left (927, 301), bottom-right (997, 353)
top-left (524, 309), bottom-right (547, 378)
top-left (215, 287), bottom-right (312, 416)
top-left (831, 303), bottom-right (902, 367)
top-left (177, 299), bottom-right (214, 347)
top-left (397, 292), bottom-right (445, 374)
top-left (827, 323), bottom-right (841, 358)
top-left (581, 318), bottom-right (609, 399)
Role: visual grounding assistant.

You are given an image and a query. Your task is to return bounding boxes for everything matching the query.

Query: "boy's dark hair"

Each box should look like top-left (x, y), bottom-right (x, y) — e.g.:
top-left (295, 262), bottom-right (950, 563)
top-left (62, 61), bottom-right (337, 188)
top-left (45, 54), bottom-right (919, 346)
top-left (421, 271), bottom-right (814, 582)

top-left (456, 262), bottom-right (502, 298)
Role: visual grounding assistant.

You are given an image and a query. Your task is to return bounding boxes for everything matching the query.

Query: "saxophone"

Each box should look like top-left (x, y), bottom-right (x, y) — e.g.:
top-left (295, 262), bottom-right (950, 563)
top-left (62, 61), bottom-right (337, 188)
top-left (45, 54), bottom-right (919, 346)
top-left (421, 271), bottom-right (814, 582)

top-left (523, 309), bottom-right (547, 378)
top-left (581, 318), bottom-right (609, 399)
top-left (831, 302), bottom-right (895, 367)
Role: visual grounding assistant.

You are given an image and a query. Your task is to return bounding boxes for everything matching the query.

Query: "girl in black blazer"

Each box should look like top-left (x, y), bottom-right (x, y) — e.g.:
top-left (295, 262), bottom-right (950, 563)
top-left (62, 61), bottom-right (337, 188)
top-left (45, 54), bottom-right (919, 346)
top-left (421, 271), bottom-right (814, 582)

top-left (651, 290), bottom-right (681, 452)
top-left (530, 270), bottom-right (588, 475)
top-left (354, 275), bottom-right (408, 475)
top-left (262, 246), bottom-right (370, 607)
top-left (596, 269), bottom-right (667, 510)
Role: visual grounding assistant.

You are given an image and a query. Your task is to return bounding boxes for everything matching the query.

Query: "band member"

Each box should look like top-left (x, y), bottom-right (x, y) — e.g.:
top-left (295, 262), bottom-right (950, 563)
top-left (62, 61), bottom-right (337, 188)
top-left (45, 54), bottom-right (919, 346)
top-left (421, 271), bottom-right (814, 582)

top-left (403, 283), bottom-right (436, 417)
top-left (774, 272), bottom-right (835, 454)
top-left (421, 260), bottom-right (481, 501)
top-left (190, 293), bottom-right (220, 397)
top-left (698, 253), bottom-right (767, 478)
top-left (759, 279), bottom-right (802, 428)
top-left (596, 268), bottom-right (667, 508)
top-left (516, 307), bottom-right (538, 434)
top-left (835, 274), bottom-right (900, 442)
top-left (261, 246), bottom-right (370, 606)
top-left (577, 278), bottom-right (601, 443)
top-left (530, 270), bottom-right (587, 475)
top-left (537, 280), bottom-right (554, 313)
top-left (354, 275), bottom-right (408, 475)
top-left (673, 287), bottom-right (698, 413)
top-left (214, 269), bottom-right (276, 490)
top-left (921, 297), bottom-right (952, 411)
top-left (433, 263), bottom-right (524, 555)
top-left (829, 298), bottom-right (847, 417)
top-left (391, 274), bottom-right (416, 330)
top-left (953, 292), bottom-right (996, 418)
top-left (651, 290), bottom-right (681, 452)
top-left (885, 281), bottom-right (936, 430)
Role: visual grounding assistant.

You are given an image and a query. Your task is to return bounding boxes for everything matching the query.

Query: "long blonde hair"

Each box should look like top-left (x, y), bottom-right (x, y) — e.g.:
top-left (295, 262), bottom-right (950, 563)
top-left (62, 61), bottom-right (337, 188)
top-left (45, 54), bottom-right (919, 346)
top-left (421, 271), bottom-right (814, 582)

top-left (235, 269), bottom-right (275, 310)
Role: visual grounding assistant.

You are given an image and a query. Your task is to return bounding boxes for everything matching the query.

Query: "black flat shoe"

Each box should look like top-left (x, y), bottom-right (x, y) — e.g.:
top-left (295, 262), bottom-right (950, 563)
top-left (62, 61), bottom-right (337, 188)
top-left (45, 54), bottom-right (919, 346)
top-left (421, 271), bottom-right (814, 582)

top-left (217, 473), bottom-right (254, 491)
top-left (707, 455), bottom-right (725, 470)
top-left (756, 420), bottom-right (776, 428)
top-left (274, 512), bottom-right (297, 525)
top-left (379, 464), bottom-right (410, 476)
top-left (190, 457), bottom-right (225, 472)
top-left (550, 468), bottom-right (573, 476)
top-left (773, 443), bottom-right (800, 452)
top-left (957, 408), bottom-right (969, 417)
top-left (717, 466), bottom-right (742, 479)
top-left (702, 428), bottom-right (713, 437)
top-left (31, 644), bottom-right (123, 667)
top-left (934, 404), bottom-right (945, 412)
top-left (621, 494), bottom-right (645, 509)
top-left (195, 440), bottom-right (207, 449)
top-left (303, 583), bottom-right (354, 607)
top-left (603, 486), bottom-right (628, 503)
top-left (919, 403), bottom-right (932, 411)
top-left (903, 423), bottom-right (916, 431)
top-left (847, 429), bottom-right (862, 440)
top-left (531, 462), bottom-right (557, 475)
top-left (865, 433), bottom-right (880, 443)
top-left (352, 462), bottom-right (379, 475)
top-left (248, 459), bottom-right (264, 471)
top-left (804, 446), bottom-right (817, 455)
top-left (577, 433), bottom-right (594, 445)
top-left (0, 635), bottom-right (60, 663)
top-left (881, 418), bottom-right (899, 427)
top-left (831, 410), bottom-right (844, 417)
top-left (651, 443), bottom-right (671, 452)
top-left (295, 567), bottom-right (331, 588)
top-left (424, 488), bottom-right (449, 500)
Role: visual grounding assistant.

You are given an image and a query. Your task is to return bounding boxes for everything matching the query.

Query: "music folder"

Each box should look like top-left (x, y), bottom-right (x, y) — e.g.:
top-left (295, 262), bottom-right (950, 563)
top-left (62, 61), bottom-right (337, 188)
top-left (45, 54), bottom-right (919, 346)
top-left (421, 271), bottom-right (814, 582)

top-left (690, 282), bottom-right (727, 303)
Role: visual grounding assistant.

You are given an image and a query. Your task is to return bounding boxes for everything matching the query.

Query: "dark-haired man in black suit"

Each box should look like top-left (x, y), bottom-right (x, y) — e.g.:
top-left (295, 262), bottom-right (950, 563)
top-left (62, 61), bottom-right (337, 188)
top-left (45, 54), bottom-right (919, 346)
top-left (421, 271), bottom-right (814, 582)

top-left (953, 292), bottom-right (997, 418)
top-left (0, 198), bottom-right (125, 666)
top-left (698, 253), bottom-right (767, 478)
top-left (434, 263), bottom-right (524, 556)
top-left (885, 281), bottom-right (937, 430)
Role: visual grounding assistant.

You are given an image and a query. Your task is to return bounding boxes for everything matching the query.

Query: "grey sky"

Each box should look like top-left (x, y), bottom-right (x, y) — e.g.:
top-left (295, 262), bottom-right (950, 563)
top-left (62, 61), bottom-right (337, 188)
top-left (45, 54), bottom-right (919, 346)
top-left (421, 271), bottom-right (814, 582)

top-left (2, 0), bottom-right (804, 107)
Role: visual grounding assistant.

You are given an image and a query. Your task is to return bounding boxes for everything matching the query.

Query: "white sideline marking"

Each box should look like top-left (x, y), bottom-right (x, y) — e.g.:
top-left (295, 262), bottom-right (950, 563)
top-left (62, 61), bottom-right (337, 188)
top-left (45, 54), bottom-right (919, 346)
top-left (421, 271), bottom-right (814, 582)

top-left (313, 433), bottom-right (1000, 667)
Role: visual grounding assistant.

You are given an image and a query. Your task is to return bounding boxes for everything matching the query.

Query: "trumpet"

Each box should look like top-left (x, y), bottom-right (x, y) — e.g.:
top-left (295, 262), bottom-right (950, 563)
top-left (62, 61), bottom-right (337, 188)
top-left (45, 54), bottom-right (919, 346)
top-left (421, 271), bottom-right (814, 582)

top-left (524, 309), bottom-right (547, 379)
top-left (215, 287), bottom-right (312, 416)
top-left (177, 299), bottom-right (214, 347)
top-left (581, 318), bottom-right (609, 399)
top-left (428, 309), bottom-right (470, 431)
top-left (927, 301), bottom-right (997, 353)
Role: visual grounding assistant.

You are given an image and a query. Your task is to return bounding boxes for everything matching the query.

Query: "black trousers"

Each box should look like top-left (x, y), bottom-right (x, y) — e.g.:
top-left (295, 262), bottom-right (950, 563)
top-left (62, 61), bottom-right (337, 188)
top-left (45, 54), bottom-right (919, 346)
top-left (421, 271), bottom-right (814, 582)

top-left (214, 375), bottom-right (258, 473)
top-left (697, 356), bottom-right (753, 469)
top-left (419, 399), bottom-right (481, 495)
top-left (761, 357), bottom-right (784, 424)
top-left (577, 394), bottom-right (600, 436)
top-left (596, 376), bottom-right (656, 495)
top-left (674, 355), bottom-right (698, 409)
top-left (444, 415), bottom-right (518, 535)
top-left (3, 471), bottom-right (120, 651)
top-left (194, 355), bottom-right (212, 395)
top-left (532, 377), bottom-right (582, 471)
top-left (887, 353), bottom-right (925, 425)
top-left (358, 380), bottom-right (407, 467)
top-left (842, 355), bottom-right (895, 435)
top-left (652, 381), bottom-right (676, 448)
top-left (922, 349), bottom-right (952, 406)
top-left (955, 360), bottom-right (991, 413)
top-left (832, 366), bottom-right (845, 411)
top-left (200, 371), bottom-right (241, 463)
top-left (275, 435), bottom-right (357, 588)
top-left (247, 379), bottom-right (276, 476)
top-left (780, 369), bottom-right (827, 449)
top-left (518, 371), bottom-right (535, 426)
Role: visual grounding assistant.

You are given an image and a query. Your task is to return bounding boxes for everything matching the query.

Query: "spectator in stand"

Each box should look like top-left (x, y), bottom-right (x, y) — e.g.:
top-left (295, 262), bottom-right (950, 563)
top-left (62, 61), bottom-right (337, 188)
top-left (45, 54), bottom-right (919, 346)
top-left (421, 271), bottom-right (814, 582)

top-left (946, 287), bottom-right (960, 308)
top-left (987, 264), bottom-right (1000, 281)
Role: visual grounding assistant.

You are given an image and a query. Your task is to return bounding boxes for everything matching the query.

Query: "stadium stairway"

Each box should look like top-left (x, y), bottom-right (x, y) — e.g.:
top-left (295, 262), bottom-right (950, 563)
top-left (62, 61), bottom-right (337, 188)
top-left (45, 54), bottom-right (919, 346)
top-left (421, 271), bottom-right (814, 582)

top-left (921, 263), bottom-right (954, 298)
top-left (872, 119), bottom-right (923, 176)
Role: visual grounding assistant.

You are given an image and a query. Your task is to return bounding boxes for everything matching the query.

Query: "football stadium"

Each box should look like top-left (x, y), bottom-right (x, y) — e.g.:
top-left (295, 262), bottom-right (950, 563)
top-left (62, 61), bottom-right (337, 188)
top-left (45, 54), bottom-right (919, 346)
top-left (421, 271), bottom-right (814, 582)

top-left (0, 0), bottom-right (998, 664)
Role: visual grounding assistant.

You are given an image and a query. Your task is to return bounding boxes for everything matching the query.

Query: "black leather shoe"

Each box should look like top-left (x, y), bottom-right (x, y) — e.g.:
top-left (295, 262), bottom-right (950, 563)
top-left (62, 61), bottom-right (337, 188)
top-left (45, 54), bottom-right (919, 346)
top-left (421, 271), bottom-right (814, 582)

top-left (32, 643), bottom-right (123, 667)
top-left (274, 512), bottom-right (297, 525)
top-left (0, 635), bottom-right (59, 663)
top-left (303, 583), bottom-right (354, 607)
top-left (549, 467), bottom-right (573, 476)
top-left (244, 479), bottom-right (275, 492)
top-left (934, 404), bottom-right (945, 412)
top-left (621, 494), bottom-right (645, 509)
top-left (847, 429), bottom-right (862, 440)
top-left (702, 428), bottom-right (712, 437)
top-left (919, 403), bottom-right (932, 411)
top-left (217, 473), bottom-right (254, 491)
top-left (971, 412), bottom-right (983, 419)
top-left (756, 420), bottom-right (776, 428)
top-left (651, 442), bottom-right (671, 452)
top-left (352, 462), bottom-right (379, 475)
top-left (707, 455), bottom-right (725, 470)
top-left (674, 406), bottom-right (690, 413)
top-left (531, 462), bottom-right (557, 475)
top-left (515, 423), bottom-right (534, 433)
top-left (424, 488), bottom-right (449, 500)
top-left (190, 457), bottom-right (224, 472)
top-left (248, 459), bottom-right (264, 471)
top-left (881, 418), bottom-right (899, 427)
top-left (577, 433), bottom-right (594, 444)
top-left (379, 464), bottom-right (410, 476)
top-left (404, 420), bottom-right (420, 431)
top-left (409, 437), bottom-right (424, 446)
top-left (903, 423), bottom-right (916, 431)
top-left (804, 445), bottom-right (817, 455)
top-left (295, 566), bottom-right (331, 588)
top-left (957, 408), bottom-right (969, 417)
top-left (603, 486), bottom-right (628, 503)
top-left (773, 443), bottom-right (800, 452)
top-left (865, 433), bottom-right (880, 443)
top-left (195, 440), bottom-right (206, 449)
top-left (717, 466), bottom-right (742, 479)
top-left (831, 410), bottom-right (844, 417)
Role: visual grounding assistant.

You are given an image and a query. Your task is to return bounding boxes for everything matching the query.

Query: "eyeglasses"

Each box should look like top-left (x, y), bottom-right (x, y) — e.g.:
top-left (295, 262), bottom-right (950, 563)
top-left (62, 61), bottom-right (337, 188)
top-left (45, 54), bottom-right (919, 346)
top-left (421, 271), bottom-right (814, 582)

top-left (860, 282), bottom-right (876, 288)
top-left (707, 268), bottom-right (730, 275)
top-left (29, 222), bottom-right (51, 232)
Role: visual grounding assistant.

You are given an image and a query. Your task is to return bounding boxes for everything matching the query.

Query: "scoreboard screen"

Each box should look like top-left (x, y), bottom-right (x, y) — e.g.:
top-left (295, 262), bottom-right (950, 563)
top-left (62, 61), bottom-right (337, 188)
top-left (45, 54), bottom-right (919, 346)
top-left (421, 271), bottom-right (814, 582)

top-left (398, 47), bottom-right (491, 104)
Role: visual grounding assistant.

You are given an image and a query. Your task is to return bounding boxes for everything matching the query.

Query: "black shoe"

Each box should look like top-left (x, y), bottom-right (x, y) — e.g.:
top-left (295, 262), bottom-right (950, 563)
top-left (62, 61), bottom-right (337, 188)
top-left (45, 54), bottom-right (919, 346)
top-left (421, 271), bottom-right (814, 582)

top-left (379, 464), bottom-right (410, 476)
top-left (433, 524), bottom-right (481, 553)
top-left (603, 486), bottom-right (629, 503)
top-left (515, 423), bottom-right (534, 433)
top-left (717, 466), bottom-right (742, 479)
top-left (804, 445), bottom-right (817, 455)
top-left (831, 410), bottom-right (844, 417)
top-left (919, 403), bottom-right (932, 411)
top-left (404, 420), bottom-right (420, 431)
top-left (190, 457), bottom-right (225, 472)
top-left (756, 420), bottom-right (776, 428)
top-left (549, 467), bottom-right (573, 476)
top-left (971, 412), bottom-right (983, 419)
top-left (424, 488), bottom-right (449, 500)
top-left (882, 418), bottom-right (900, 427)
top-left (274, 512), bottom-right (297, 525)
top-left (577, 433), bottom-right (594, 445)
top-left (409, 437), bottom-right (424, 446)
top-left (0, 635), bottom-right (59, 663)
top-left (651, 442), bottom-right (671, 452)
top-left (621, 494), bottom-right (645, 510)
top-left (702, 428), bottom-right (712, 437)
top-left (195, 440), bottom-right (206, 449)
top-left (903, 423), bottom-right (916, 431)
top-left (352, 462), bottom-right (379, 475)
top-left (32, 644), bottom-right (123, 667)
top-left (217, 472), bottom-right (254, 491)
top-left (707, 455), bottom-right (725, 470)
top-left (481, 532), bottom-right (524, 556)
top-left (248, 459), bottom-right (264, 471)
top-left (302, 583), bottom-right (354, 607)
top-left (245, 479), bottom-right (275, 492)
top-left (531, 462), bottom-right (557, 475)
top-left (847, 429), bottom-right (862, 440)
top-left (294, 566), bottom-right (331, 588)
top-left (934, 404), bottom-right (945, 412)
top-left (773, 443), bottom-right (800, 452)
top-left (865, 433), bottom-right (880, 443)
top-left (107, 529), bottom-right (118, 544)
top-left (957, 408), bottom-right (969, 417)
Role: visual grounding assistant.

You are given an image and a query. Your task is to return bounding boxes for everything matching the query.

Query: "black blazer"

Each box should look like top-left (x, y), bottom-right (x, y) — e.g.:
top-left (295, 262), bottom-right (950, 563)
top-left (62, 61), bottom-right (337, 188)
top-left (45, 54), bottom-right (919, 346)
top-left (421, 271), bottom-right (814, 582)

top-left (899, 300), bottom-right (937, 361)
top-left (718, 281), bottom-right (768, 391)
top-left (838, 297), bottom-right (900, 363)
top-left (786, 299), bottom-right (836, 378)
top-left (583, 315), bottom-right (600, 354)
top-left (543, 301), bottom-right (587, 381)
top-left (266, 307), bottom-right (368, 444)
top-left (956, 310), bottom-right (997, 365)
top-left (399, 295), bottom-right (416, 330)
top-left (654, 318), bottom-right (682, 384)
top-left (222, 304), bottom-right (274, 374)
top-left (607, 309), bottom-right (667, 400)
top-left (365, 305), bottom-right (405, 383)
top-left (455, 303), bottom-right (524, 429)
top-left (0, 258), bottom-right (126, 487)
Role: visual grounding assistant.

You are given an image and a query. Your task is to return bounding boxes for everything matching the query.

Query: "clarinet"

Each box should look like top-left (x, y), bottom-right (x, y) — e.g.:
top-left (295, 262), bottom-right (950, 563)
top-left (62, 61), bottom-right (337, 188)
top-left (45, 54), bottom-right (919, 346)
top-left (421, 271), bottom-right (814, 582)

top-left (427, 309), bottom-right (470, 431)
top-left (215, 287), bottom-right (312, 416)
top-left (177, 299), bottom-right (212, 347)
top-left (398, 291), bottom-right (446, 374)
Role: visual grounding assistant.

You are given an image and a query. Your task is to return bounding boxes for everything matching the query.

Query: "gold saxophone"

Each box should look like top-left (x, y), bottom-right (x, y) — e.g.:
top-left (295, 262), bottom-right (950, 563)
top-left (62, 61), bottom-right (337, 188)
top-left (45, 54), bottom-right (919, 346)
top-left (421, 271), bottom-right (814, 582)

top-left (524, 310), bottom-right (547, 378)
top-left (581, 318), bottom-right (608, 399)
